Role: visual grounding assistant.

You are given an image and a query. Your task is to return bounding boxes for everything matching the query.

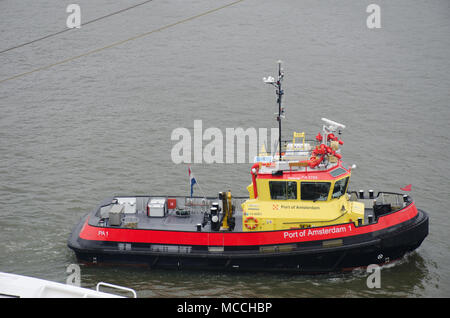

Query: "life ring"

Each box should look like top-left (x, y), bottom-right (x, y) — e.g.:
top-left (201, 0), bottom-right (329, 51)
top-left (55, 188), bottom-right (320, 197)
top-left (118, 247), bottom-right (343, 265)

top-left (244, 216), bottom-right (258, 230)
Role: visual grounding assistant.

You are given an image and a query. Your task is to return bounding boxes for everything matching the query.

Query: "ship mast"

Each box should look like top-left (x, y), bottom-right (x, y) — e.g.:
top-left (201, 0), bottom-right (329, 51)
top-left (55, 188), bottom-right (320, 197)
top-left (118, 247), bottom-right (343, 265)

top-left (263, 60), bottom-right (285, 161)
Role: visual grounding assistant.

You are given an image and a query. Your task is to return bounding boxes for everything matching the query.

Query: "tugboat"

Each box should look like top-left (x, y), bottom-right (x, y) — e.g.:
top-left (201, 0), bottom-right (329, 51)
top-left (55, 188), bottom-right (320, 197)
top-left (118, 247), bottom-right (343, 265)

top-left (68, 62), bottom-right (429, 273)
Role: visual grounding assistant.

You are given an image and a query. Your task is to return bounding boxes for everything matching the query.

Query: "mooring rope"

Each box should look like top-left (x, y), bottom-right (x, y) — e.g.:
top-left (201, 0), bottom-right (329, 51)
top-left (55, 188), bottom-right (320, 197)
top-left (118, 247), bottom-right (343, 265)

top-left (0, 0), bottom-right (155, 54)
top-left (0, 0), bottom-right (245, 84)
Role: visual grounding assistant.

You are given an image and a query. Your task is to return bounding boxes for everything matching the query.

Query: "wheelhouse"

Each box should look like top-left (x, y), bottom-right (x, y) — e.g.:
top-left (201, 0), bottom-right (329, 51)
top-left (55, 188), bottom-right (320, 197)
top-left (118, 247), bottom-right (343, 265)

top-left (242, 142), bottom-right (365, 232)
top-left (265, 175), bottom-right (350, 202)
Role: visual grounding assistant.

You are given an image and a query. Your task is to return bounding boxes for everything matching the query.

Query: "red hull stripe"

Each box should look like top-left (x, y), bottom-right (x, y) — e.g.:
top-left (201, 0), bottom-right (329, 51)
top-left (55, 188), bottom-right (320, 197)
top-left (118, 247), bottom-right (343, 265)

top-left (79, 204), bottom-right (418, 246)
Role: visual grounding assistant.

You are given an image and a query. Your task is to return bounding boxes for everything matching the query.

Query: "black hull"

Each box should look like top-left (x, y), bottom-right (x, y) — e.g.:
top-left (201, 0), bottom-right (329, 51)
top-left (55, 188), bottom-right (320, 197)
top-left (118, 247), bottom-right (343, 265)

top-left (68, 209), bottom-right (428, 274)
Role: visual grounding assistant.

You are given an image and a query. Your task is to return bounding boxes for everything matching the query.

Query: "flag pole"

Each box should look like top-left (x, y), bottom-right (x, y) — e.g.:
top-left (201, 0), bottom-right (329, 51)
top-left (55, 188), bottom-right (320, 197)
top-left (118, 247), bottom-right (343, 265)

top-left (188, 165), bottom-right (206, 198)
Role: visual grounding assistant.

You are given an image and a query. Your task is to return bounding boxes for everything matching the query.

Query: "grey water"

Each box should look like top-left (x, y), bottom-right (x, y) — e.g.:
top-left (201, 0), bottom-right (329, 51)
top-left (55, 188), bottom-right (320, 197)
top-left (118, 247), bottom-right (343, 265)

top-left (0, 0), bottom-right (449, 297)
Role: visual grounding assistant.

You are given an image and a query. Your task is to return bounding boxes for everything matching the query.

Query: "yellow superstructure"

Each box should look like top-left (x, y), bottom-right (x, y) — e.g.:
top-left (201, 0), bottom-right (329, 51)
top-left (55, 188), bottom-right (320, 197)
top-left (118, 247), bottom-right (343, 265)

top-left (242, 173), bottom-right (365, 232)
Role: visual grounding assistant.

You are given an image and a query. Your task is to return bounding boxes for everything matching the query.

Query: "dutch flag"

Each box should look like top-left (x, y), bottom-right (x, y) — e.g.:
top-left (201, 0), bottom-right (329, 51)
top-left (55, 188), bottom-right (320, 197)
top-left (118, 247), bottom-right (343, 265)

top-left (189, 166), bottom-right (197, 197)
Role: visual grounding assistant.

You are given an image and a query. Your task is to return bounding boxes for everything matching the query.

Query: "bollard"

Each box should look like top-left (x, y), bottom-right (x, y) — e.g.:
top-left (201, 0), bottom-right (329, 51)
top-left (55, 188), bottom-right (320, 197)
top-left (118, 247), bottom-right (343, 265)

top-left (359, 190), bottom-right (364, 199)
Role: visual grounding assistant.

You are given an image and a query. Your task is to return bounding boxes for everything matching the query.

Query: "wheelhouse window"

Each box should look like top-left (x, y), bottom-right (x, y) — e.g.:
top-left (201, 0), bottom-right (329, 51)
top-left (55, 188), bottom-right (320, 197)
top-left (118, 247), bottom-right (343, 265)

top-left (300, 182), bottom-right (331, 201)
top-left (330, 167), bottom-right (347, 178)
top-left (332, 177), bottom-right (349, 199)
top-left (269, 181), bottom-right (297, 200)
